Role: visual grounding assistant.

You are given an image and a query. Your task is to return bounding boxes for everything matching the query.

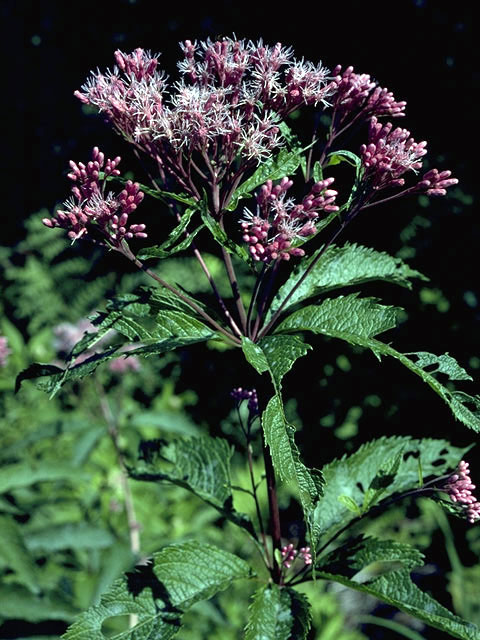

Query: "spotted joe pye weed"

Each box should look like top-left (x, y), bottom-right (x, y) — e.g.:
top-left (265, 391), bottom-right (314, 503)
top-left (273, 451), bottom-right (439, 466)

top-left (17, 37), bottom-right (480, 639)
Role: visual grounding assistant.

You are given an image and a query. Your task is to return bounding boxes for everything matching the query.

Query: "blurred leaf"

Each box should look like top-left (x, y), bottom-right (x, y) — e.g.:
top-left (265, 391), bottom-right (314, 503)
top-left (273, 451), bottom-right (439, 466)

top-left (0, 516), bottom-right (40, 594)
top-left (0, 462), bottom-right (89, 494)
top-left (0, 585), bottom-right (76, 622)
top-left (25, 523), bottom-right (115, 552)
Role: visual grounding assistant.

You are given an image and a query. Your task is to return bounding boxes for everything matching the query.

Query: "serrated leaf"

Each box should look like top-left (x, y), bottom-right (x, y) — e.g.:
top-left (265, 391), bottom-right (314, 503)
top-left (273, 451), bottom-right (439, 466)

top-left (226, 148), bottom-right (303, 212)
top-left (0, 516), bottom-right (40, 594)
top-left (242, 335), bottom-right (311, 391)
top-left (267, 243), bottom-right (426, 322)
top-left (316, 538), bottom-right (479, 640)
top-left (276, 294), bottom-right (480, 432)
top-left (311, 436), bottom-right (469, 542)
top-left (17, 292), bottom-right (215, 395)
top-left (277, 294), bottom-right (398, 343)
top-left (130, 436), bottom-right (255, 536)
top-left (62, 541), bottom-right (254, 640)
top-left (242, 335), bottom-right (322, 546)
top-left (25, 523), bottom-right (115, 552)
top-left (245, 585), bottom-right (311, 640)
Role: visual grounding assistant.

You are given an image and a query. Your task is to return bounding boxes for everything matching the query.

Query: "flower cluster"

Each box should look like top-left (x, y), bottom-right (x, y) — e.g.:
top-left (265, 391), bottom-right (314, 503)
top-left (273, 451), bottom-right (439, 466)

top-left (442, 460), bottom-right (480, 524)
top-left (281, 543), bottom-right (312, 569)
top-left (360, 117), bottom-right (458, 197)
top-left (0, 336), bottom-right (11, 367)
top-left (331, 65), bottom-right (406, 126)
top-left (74, 40), bottom-right (334, 196)
top-left (231, 387), bottom-right (259, 414)
top-left (42, 148), bottom-right (147, 247)
top-left (240, 177), bottom-right (338, 263)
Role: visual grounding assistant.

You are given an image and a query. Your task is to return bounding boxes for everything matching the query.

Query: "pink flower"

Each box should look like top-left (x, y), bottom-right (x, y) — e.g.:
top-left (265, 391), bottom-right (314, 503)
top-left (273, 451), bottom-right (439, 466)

top-left (240, 177), bottom-right (338, 263)
top-left (443, 460), bottom-right (480, 524)
top-left (43, 147), bottom-right (147, 247)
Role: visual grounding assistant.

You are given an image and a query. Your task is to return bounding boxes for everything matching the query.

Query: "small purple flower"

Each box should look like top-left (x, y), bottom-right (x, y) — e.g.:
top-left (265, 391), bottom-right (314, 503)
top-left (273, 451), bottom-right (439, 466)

top-left (442, 460), bottom-right (480, 524)
top-left (240, 177), bottom-right (338, 263)
top-left (231, 387), bottom-right (259, 414)
top-left (43, 148), bottom-right (147, 247)
top-left (0, 336), bottom-right (11, 367)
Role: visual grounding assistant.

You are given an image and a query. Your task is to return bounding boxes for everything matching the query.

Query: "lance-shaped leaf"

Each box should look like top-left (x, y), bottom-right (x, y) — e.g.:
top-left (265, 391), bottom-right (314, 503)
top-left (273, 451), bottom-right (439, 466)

top-left (267, 243), bottom-right (426, 321)
top-left (316, 537), bottom-right (479, 640)
top-left (226, 148), bottom-right (303, 212)
top-left (129, 436), bottom-right (254, 535)
top-left (311, 436), bottom-right (470, 541)
top-left (245, 584), bottom-right (311, 640)
top-left (103, 173), bottom-right (198, 207)
top-left (276, 294), bottom-right (480, 432)
top-left (62, 541), bottom-right (254, 640)
top-left (242, 336), bottom-right (323, 540)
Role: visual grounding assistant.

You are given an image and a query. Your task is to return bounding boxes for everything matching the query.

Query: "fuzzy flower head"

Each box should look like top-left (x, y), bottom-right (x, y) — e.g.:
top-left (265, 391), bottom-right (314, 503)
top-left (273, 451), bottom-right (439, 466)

top-left (42, 147), bottom-right (147, 247)
top-left (74, 39), bottom-right (334, 198)
top-left (240, 177), bottom-right (338, 263)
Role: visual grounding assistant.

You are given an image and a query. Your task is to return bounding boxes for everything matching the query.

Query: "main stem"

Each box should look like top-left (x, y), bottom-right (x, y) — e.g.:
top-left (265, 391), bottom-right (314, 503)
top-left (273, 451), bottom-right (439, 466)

top-left (262, 430), bottom-right (282, 583)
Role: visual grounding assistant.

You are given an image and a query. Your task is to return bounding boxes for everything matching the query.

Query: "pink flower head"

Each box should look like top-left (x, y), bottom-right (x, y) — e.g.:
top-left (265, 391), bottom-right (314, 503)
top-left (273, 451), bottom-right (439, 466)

top-left (43, 148), bottom-right (147, 247)
top-left (360, 117), bottom-right (428, 191)
top-left (0, 336), bottom-right (11, 367)
top-left (443, 460), bottom-right (480, 524)
top-left (240, 176), bottom-right (338, 263)
top-left (281, 543), bottom-right (312, 570)
top-left (331, 65), bottom-right (406, 124)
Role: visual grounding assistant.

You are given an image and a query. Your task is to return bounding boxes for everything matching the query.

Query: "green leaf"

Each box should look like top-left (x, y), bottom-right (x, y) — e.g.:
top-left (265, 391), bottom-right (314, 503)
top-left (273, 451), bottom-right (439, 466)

top-left (130, 436), bottom-right (255, 536)
top-left (242, 335), bottom-right (311, 392)
top-left (0, 516), bottom-right (40, 594)
top-left (267, 243), bottom-right (426, 322)
top-left (362, 450), bottom-right (404, 513)
top-left (138, 208), bottom-right (205, 260)
top-left (277, 294), bottom-right (398, 344)
top-left (317, 538), bottom-right (479, 640)
top-left (226, 148), bottom-right (303, 212)
top-left (276, 294), bottom-right (480, 432)
top-left (242, 335), bottom-right (322, 546)
top-left (200, 198), bottom-right (250, 262)
top-left (17, 289), bottom-right (216, 395)
top-left (337, 495), bottom-right (362, 515)
top-left (311, 436), bottom-right (470, 540)
top-left (62, 541), bottom-right (254, 640)
top-left (245, 585), bottom-right (311, 640)
top-left (0, 462), bottom-right (89, 494)
top-left (103, 173), bottom-right (198, 207)
top-left (324, 150), bottom-right (362, 170)
top-left (25, 523), bottom-right (115, 552)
